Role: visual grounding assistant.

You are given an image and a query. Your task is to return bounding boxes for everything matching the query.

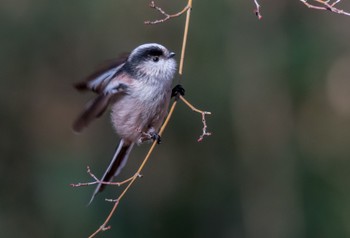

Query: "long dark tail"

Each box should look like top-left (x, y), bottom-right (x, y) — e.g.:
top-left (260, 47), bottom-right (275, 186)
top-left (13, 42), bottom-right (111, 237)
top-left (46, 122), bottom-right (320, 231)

top-left (89, 139), bottom-right (134, 204)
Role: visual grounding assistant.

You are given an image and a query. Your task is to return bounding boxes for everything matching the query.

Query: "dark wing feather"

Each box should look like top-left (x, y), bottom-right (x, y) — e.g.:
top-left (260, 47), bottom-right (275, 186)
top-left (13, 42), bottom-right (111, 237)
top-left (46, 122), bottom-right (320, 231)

top-left (74, 54), bottom-right (129, 93)
top-left (73, 94), bottom-right (112, 133)
top-left (73, 54), bottom-right (131, 133)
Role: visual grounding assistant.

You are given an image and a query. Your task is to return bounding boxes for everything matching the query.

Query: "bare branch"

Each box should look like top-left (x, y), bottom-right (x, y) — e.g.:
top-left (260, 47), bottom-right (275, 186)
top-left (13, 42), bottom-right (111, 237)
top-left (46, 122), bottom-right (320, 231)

top-left (179, 95), bottom-right (212, 142)
top-left (253, 0), bottom-right (263, 20)
top-left (101, 226), bottom-right (111, 231)
top-left (145, 1), bottom-right (191, 24)
top-left (253, 0), bottom-right (350, 18)
top-left (331, 0), bottom-right (342, 6)
top-left (300, 0), bottom-right (350, 16)
top-left (70, 166), bottom-right (139, 188)
top-left (198, 111), bottom-right (212, 142)
top-left (87, 172), bottom-right (141, 237)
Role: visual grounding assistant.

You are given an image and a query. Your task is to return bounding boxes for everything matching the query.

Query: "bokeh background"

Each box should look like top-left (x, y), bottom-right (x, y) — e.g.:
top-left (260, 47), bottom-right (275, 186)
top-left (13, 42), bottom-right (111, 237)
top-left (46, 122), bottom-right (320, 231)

top-left (2, 0), bottom-right (350, 237)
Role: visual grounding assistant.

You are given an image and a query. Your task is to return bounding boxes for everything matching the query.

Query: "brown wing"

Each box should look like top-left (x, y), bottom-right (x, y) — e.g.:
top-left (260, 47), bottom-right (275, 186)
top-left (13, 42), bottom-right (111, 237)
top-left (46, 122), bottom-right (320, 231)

top-left (74, 53), bottom-right (129, 93)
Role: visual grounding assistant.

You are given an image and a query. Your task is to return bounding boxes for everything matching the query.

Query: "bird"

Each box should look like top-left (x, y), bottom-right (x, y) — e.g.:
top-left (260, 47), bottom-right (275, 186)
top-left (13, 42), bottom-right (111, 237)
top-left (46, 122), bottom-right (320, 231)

top-left (73, 43), bottom-right (177, 203)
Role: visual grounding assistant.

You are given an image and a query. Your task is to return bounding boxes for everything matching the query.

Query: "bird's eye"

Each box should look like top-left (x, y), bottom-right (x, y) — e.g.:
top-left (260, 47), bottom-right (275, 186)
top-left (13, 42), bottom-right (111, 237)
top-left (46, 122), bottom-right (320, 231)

top-left (152, 56), bottom-right (159, 62)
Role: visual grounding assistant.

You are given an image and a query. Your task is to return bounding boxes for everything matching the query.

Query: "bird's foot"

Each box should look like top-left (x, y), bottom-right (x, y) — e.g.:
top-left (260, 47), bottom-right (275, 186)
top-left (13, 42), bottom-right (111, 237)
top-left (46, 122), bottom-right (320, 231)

top-left (171, 84), bottom-right (185, 99)
top-left (150, 132), bottom-right (162, 144)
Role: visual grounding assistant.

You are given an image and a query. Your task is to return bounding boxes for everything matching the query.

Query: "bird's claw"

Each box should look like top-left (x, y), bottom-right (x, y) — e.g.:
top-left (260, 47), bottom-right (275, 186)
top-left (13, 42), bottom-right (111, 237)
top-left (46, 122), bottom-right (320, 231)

top-left (150, 132), bottom-right (162, 144)
top-left (171, 84), bottom-right (185, 99)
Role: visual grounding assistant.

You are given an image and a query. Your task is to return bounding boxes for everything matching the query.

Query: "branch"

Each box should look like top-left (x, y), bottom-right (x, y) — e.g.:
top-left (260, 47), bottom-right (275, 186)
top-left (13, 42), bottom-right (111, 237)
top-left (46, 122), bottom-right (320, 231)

top-left (144, 1), bottom-right (191, 25)
top-left (179, 96), bottom-right (212, 142)
top-left (70, 166), bottom-right (141, 188)
top-left (300, 0), bottom-right (350, 16)
top-left (253, 0), bottom-right (350, 18)
top-left (253, 0), bottom-right (263, 20)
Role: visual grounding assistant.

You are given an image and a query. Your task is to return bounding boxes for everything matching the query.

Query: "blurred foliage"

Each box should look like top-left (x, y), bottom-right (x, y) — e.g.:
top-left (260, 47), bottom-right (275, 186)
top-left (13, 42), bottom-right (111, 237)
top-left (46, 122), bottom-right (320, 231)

top-left (1, 0), bottom-right (350, 237)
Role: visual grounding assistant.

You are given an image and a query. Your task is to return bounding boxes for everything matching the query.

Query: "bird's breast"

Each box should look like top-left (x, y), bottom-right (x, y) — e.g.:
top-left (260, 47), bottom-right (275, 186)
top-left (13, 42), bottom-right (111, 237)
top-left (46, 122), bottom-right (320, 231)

top-left (110, 83), bottom-right (171, 143)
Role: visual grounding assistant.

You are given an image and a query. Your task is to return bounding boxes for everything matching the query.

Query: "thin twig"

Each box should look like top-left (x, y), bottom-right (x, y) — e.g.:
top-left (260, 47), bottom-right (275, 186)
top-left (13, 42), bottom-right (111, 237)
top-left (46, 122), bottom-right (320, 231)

top-left (70, 166), bottom-right (137, 187)
top-left (253, 0), bottom-right (350, 18)
top-left (145, 1), bottom-right (191, 25)
top-left (331, 0), bottom-right (342, 7)
top-left (179, 95), bottom-right (212, 142)
top-left (179, 0), bottom-right (192, 75)
top-left (145, 0), bottom-right (192, 74)
top-left (300, 0), bottom-right (350, 16)
top-left (198, 112), bottom-right (212, 142)
top-left (253, 0), bottom-right (262, 20)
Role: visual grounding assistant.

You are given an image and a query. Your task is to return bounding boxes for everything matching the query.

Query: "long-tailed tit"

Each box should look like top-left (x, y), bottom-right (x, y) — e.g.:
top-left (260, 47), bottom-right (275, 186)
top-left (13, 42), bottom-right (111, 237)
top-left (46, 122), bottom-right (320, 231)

top-left (73, 43), bottom-right (177, 203)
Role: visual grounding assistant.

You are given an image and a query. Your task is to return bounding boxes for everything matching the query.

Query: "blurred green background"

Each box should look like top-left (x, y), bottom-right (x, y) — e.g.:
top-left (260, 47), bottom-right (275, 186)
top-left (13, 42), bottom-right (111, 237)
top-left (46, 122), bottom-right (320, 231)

top-left (2, 0), bottom-right (350, 237)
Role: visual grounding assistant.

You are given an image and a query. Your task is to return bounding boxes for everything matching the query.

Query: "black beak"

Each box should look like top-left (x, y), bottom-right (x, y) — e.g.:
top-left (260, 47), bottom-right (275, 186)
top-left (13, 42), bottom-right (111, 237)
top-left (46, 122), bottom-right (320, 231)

top-left (168, 52), bottom-right (176, 58)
